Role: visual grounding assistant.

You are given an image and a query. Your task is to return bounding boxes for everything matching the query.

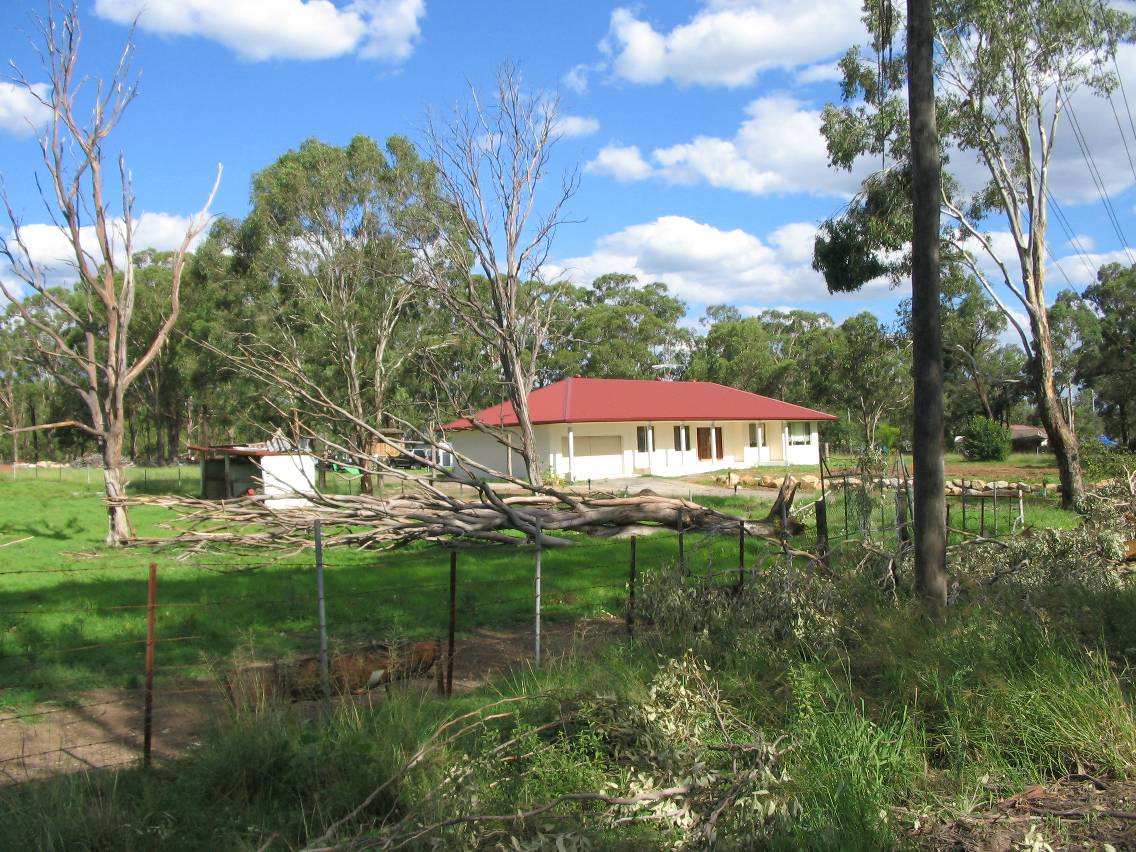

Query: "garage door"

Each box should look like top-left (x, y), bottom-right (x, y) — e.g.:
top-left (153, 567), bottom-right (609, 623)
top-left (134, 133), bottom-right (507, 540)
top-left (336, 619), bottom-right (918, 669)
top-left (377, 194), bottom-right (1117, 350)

top-left (561, 435), bottom-right (623, 480)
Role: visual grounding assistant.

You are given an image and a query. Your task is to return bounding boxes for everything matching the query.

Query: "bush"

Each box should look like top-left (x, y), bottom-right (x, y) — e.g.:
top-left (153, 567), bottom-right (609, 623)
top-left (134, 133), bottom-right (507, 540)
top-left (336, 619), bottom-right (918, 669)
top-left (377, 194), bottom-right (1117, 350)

top-left (960, 416), bottom-right (1010, 461)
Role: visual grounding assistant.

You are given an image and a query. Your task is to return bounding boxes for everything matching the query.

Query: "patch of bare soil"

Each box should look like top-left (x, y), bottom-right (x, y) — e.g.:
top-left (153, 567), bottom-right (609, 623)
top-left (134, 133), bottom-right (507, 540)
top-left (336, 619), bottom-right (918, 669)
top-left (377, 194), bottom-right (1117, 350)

top-left (943, 462), bottom-right (1059, 483)
top-left (0, 617), bottom-right (627, 785)
top-left (905, 775), bottom-right (1136, 850)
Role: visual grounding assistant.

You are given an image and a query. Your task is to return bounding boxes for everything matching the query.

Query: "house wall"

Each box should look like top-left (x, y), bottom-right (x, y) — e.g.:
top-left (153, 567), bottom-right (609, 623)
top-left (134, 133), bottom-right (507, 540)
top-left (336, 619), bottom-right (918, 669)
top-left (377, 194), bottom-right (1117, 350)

top-left (448, 419), bottom-right (822, 482)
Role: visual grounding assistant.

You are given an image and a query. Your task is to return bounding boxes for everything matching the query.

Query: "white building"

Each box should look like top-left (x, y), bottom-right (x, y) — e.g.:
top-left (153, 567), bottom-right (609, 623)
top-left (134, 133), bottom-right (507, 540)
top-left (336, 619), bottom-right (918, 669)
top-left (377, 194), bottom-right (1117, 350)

top-left (443, 377), bottom-right (837, 482)
top-left (195, 438), bottom-right (317, 508)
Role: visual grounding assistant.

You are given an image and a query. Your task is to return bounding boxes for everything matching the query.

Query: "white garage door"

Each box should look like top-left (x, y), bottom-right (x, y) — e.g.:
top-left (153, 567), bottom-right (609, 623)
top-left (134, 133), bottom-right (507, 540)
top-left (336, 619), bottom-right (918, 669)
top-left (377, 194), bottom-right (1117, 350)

top-left (561, 435), bottom-right (623, 480)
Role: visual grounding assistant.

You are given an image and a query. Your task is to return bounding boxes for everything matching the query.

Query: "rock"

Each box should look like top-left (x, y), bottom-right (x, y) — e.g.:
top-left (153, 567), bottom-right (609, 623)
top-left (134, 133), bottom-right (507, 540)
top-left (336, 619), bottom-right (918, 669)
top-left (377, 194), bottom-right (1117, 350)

top-left (798, 474), bottom-right (821, 490)
top-left (990, 480), bottom-right (1010, 490)
top-left (969, 478), bottom-right (986, 490)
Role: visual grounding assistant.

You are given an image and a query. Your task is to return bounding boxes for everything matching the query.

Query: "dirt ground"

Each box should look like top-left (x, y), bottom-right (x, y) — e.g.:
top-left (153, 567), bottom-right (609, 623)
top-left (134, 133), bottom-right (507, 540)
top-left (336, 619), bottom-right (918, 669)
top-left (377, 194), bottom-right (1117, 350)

top-left (905, 775), bottom-right (1136, 850)
top-left (0, 617), bottom-right (627, 785)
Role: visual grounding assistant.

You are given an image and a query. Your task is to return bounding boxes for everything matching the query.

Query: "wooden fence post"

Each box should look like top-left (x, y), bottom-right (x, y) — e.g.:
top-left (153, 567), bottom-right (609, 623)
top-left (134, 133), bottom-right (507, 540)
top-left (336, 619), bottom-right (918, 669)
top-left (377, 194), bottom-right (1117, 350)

top-left (816, 495), bottom-right (829, 567)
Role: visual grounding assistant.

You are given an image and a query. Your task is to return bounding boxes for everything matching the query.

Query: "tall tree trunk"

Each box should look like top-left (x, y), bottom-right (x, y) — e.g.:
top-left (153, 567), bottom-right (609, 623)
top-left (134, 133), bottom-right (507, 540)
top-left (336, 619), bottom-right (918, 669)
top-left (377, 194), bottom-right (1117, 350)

top-left (1031, 313), bottom-right (1083, 507)
top-left (907, 0), bottom-right (948, 607)
top-left (101, 425), bottom-right (133, 545)
top-left (502, 344), bottom-right (542, 486)
top-left (972, 373), bottom-right (994, 421)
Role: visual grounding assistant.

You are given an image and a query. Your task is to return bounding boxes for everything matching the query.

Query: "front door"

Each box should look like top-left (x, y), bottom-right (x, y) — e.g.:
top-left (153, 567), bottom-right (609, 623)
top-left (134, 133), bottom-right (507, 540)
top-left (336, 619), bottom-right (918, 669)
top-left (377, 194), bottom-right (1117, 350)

top-left (696, 427), bottom-right (712, 460)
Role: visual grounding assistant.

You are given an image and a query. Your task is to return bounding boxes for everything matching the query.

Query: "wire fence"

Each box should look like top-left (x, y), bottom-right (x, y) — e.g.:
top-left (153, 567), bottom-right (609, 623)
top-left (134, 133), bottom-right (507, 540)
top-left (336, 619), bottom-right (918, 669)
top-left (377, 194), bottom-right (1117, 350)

top-left (0, 507), bottom-right (820, 785)
top-left (1, 457), bottom-right (1052, 785)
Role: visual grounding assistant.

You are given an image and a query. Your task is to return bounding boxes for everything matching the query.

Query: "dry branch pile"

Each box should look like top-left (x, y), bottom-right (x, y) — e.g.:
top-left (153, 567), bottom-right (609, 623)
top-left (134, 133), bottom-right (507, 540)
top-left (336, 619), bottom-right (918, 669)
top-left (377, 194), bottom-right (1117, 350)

top-left (134, 478), bottom-right (800, 552)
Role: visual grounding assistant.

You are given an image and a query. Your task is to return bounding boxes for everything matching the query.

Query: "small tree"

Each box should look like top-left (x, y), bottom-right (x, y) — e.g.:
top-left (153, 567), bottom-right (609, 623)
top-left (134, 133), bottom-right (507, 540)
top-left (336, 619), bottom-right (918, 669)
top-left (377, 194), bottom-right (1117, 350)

top-left (0, 4), bottom-right (219, 544)
top-left (960, 416), bottom-right (1010, 461)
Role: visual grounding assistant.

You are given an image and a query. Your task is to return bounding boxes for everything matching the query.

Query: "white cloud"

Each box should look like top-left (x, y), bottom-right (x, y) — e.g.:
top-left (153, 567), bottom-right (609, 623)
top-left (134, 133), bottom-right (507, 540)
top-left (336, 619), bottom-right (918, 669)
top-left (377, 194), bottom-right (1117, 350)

top-left (602, 0), bottom-right (864, 88)
top-left (555, 115), bottom-right (600, 138)
top-left (1064, 234), bottom-right (1097, 253)
top-left (1049, 247), bottom-right (1136, 289)
top-left (585, 95), bottom-right (869, 197)
top-left (554, 215), bottom-right (832, 306)
top-left (1, 211), bottom-right (209, 296)
top-left (562, 62), bottom-right (604, 94)
top-left (795, 62), bottom-right (844, 85)
top-left (585, 145), bottom-right (654, 181)
top-left (0, 82), bottom-right (51, 137)
top-left (93, 0), bottom-right (425, 62)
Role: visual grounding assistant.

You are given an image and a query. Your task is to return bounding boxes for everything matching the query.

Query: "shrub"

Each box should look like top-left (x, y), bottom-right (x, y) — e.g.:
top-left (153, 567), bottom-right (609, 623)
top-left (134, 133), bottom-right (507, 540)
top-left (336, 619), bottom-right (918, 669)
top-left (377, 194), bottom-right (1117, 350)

top-left (960, 416), bottom-right (1010, 461)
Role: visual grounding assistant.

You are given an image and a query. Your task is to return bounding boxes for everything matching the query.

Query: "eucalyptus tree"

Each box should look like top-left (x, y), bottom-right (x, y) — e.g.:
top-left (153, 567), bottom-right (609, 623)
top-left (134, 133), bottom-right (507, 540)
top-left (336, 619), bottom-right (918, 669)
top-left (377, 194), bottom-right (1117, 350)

top-left (414, 63), bottom-right (578, 487)
top-left (542, 273), bottom-right (690, 382)
top-left (832, 312), bottom-right (912, 447)
top-left (0, 5), bottom-right (220, 544)
top-left (814, 0), bottom-right (1133, 506)
top-left (1054, 264), bottom-right (1136, 446)
top-left (235, 135), bottom-right (439, 487)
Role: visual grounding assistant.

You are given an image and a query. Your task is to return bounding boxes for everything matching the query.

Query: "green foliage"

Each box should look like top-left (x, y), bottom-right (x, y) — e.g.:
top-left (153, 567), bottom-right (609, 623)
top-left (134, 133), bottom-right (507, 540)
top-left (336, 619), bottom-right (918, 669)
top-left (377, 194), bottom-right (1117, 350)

top-left (960, 416), bottom-right (1010, 461)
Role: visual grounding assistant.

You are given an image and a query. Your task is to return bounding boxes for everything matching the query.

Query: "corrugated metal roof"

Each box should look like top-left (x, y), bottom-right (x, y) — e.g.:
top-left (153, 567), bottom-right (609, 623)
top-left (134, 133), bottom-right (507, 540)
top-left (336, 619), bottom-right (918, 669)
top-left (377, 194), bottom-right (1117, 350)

top-left (443, 377), bottom-right (837, 430)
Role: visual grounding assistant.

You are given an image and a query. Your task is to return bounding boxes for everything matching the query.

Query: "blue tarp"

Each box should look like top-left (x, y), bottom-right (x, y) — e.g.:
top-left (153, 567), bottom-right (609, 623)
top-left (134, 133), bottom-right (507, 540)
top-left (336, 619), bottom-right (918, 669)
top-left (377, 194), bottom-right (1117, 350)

top-left (1099, 435), bottom-right (1119, 446)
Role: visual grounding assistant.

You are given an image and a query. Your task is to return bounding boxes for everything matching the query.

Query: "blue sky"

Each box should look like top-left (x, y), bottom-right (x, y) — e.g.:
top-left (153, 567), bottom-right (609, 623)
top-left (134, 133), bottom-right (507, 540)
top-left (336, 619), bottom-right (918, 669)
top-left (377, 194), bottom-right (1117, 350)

top-left (2, 0), bottom-right (1134, 332)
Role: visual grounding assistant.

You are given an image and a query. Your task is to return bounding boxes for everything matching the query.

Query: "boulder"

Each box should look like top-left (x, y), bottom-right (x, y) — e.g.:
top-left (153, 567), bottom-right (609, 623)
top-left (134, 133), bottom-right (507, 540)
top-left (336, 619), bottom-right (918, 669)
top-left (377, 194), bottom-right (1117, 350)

top-left (798, 474), bottom-right (821, 490)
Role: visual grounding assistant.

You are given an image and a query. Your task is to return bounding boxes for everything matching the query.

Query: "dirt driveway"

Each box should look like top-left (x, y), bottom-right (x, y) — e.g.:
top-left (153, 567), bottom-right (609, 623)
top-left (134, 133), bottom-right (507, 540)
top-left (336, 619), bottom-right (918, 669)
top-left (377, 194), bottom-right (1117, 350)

top-left (0, 617), bottom-right (626, 785)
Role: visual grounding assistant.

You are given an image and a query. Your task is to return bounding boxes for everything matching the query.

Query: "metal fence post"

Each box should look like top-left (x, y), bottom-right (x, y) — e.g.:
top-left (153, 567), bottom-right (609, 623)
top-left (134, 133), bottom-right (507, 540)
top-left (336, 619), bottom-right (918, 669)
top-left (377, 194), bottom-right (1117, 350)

top-left (447, 550), bottom-right (456, 696)
top-left (533, 526), bottom-right (542, 668)
top-left (781, 497), bottom-right (791, 571)
top-left (677, 507), bottom-right (685, 573)
top-left (627, 536), bottom-right (637, 640)
top-left (314, 520), bottom-right (331, 713)
top-left (737, 519), bottom-right (746, 591)
top-left (143, 562), bottom-right (157, 768)
top-left (992, 484), bottom-right (999, 536)
top-left (815, 496), bottom-right (829, 568)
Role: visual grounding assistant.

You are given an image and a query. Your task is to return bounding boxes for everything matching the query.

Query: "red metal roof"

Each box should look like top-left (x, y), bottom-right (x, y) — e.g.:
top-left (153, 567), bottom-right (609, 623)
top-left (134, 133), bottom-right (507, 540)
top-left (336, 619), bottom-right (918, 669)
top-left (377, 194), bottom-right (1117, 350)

top-left (443, 377), bottom-right (837, 430)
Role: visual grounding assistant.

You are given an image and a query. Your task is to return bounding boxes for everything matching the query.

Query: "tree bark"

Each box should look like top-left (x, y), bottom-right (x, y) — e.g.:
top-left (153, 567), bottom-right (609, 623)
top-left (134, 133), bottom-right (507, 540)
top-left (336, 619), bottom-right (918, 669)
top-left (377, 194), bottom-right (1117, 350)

top-left (1031, 310), bottom-right (1083, 506)
top-left (101, 426), bottom-right (133, 545)
top-left (907, 0), bottom-right (948, 606)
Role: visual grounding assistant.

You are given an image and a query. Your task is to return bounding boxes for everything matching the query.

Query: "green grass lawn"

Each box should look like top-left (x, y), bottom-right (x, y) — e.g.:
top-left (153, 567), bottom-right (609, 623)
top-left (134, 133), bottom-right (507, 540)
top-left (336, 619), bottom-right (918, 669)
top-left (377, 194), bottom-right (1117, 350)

top-left (3, 467), bottom-right (1130, 850)
top-left (0, 474), bottom-right (771, 708)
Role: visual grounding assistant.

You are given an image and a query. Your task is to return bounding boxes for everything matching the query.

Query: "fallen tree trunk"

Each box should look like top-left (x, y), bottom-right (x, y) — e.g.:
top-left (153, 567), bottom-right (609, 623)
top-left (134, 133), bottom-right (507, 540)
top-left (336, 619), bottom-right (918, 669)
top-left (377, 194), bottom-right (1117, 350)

top-left (133, 478), bottom-right (802, 552)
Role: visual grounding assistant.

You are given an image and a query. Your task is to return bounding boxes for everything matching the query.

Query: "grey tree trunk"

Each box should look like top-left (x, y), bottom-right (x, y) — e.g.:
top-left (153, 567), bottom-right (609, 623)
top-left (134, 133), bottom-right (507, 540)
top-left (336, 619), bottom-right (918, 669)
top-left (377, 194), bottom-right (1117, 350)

top-left (101, 427), bottom-right (134, 546)
top-left (1031, 311), bottom-right (1083, 507)
top-left (907, 0), bottom-right (948, 606)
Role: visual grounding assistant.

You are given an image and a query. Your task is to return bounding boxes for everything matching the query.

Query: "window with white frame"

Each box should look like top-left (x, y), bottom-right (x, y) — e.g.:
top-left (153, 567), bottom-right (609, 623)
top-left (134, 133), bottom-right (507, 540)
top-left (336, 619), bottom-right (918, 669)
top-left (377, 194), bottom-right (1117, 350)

top-left (636, 425), bottom-right (653, 453)
top-left (788, 421), bottom-right (812, 446)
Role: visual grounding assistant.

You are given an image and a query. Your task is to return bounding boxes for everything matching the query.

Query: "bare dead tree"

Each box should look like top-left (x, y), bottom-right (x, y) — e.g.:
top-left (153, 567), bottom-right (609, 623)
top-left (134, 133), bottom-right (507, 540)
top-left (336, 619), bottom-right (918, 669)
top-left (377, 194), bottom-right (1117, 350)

top-left (412, 63), bottom-right (578, 487)
top-left (0, 4), bottom-right (220, 544)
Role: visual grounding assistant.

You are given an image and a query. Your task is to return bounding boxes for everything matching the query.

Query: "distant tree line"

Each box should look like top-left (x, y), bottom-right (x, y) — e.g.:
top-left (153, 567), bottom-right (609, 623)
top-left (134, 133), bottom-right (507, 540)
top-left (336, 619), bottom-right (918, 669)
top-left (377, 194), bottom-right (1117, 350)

top-left (3, 142), bottom-right (1130, 466)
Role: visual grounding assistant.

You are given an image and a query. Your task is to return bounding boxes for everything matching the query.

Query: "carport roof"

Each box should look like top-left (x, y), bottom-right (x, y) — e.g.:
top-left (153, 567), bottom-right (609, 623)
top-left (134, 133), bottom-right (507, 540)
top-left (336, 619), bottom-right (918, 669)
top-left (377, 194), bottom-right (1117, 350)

top-left (443, 377), bottom-right (837, 430)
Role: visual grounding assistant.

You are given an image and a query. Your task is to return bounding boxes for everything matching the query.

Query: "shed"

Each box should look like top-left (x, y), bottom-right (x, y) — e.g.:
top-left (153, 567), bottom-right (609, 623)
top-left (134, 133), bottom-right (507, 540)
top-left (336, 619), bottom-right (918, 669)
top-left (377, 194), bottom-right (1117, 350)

top-left (192, 437), bottom-right (316, 508)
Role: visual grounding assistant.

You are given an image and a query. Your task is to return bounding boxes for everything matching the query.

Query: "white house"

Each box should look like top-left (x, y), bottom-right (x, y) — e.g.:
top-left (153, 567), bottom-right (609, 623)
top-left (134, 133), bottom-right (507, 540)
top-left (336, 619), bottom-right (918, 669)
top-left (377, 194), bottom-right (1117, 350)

top-left (443, 377), bottom-right (837, 482)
